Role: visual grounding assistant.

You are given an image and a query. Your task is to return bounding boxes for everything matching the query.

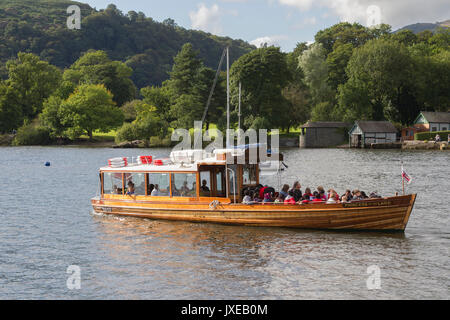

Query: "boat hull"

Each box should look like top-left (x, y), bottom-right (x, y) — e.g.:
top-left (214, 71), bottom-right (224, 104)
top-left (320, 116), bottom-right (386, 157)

top-left (91, 194), bottom-right (417, 231)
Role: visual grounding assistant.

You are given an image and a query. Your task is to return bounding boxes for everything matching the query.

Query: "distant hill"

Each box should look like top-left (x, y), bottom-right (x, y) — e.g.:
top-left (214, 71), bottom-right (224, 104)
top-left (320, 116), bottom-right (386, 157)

top-left (395, 20), bottom-right (450, 34)
top-left (0, 0), bottom-right (255, 88)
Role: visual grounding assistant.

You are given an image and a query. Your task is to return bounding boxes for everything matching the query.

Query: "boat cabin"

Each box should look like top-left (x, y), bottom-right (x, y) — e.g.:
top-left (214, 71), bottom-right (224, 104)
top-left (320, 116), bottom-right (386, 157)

top-left (100, 147), bottom-right (278, 204)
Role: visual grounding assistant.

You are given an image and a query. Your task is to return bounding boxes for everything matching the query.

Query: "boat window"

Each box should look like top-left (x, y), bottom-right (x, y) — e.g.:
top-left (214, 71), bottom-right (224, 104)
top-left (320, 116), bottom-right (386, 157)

top-left (243, 164), bottom-right (257, 185)
top-left (216, 170), bottom-right (226, 197)
top-left (124, 173), bottom-right (146, 196)
top-left (148, 173), bottom-right (170, 196)
top-left (199, 171), bottom-right (211, 197)
top-left (227, 164), bottom-right (238, 195)
top-left (171, 173), bottom-right (197, 197)
top-left (103, 172), bottom-right (123, 195)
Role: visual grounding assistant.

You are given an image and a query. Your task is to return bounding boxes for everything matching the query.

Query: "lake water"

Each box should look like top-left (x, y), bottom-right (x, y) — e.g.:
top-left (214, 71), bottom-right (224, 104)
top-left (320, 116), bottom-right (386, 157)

top-left (0, 146), bottom-right (448, 299)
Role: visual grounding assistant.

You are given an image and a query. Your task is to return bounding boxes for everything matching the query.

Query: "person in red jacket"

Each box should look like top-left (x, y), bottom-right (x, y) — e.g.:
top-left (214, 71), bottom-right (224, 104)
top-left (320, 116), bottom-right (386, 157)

top-left (259, 185), bottom-right (268, 199)
top-left (312, 192), bottom-right (324, 202)
top-left (284, 190), bottom-right (296, 204)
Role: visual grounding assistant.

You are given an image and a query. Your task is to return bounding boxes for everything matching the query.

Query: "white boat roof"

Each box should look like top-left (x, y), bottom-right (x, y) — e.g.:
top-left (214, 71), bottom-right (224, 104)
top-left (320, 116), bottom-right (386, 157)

top-left (101, 156), bottom-right (226, 172)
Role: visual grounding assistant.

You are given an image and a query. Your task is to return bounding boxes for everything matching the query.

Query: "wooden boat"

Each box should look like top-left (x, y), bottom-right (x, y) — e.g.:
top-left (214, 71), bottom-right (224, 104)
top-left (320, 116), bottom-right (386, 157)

top-left (91, 148), bottom-right (417, 231)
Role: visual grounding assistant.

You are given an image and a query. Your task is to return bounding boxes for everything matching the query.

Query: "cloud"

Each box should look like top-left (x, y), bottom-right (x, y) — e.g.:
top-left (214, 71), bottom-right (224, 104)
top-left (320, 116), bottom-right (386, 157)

top-left (189, 4), bottom-right (223, 34)
top-left (250, 35), bottom-right (289, 47)
top-left (278, 0), bottom-right (450, 29)
top-left (292, 16), bottom-right (317, 29)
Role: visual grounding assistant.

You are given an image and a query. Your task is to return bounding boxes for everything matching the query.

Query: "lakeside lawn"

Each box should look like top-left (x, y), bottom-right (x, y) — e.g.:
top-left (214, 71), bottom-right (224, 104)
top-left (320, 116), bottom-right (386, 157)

top-left (77, 126), bottom-right (301, 143)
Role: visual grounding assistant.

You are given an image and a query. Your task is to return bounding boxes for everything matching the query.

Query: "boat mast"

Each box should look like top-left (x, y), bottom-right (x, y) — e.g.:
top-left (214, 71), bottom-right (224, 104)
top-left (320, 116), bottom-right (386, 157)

top-left (238, 81), bottom-right (241, 139)
top-left (226, 46), bottom-right (230, 148)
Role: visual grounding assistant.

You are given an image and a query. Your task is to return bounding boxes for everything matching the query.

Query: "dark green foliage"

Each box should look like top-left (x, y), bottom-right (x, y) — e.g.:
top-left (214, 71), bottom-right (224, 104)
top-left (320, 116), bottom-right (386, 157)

top-left (230, 46), bottom-right (292, 130)
top-left (415, 130), bottom-right (449, 141)
top-left (13, 122), bottom-right (51, 145)
top-left (115, 102), bottom-right (168, 143)
top-left (6, 52), bottom-right (61, 119)
top-left (314, 22), bottom-right (391, 55)
top-left (121, 100), bottom-right (140, 122)
top-left (0, 81), bottom-right (22, 133)
top-left (0, 0), bottom-right (254, 88)
top-left (63, 50), bottom-right (136, 106)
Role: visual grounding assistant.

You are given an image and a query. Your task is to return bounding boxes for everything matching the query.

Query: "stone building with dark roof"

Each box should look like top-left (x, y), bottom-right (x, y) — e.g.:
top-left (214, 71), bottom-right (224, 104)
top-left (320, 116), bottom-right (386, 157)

top-left (300, 121), bottom-right (351, 148)
top-left (349, 121), bottom-right (398, 148)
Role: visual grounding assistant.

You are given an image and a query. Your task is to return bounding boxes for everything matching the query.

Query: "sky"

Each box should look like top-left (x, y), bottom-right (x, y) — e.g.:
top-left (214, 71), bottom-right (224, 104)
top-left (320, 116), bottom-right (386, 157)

top-left (82, 0), bottom-right (450, 51)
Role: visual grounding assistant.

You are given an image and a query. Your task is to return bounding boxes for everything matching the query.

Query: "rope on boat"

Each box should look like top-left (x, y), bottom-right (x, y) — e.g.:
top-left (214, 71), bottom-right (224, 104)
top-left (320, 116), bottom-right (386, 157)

top-left (209, 200), bottom-right (221, 210)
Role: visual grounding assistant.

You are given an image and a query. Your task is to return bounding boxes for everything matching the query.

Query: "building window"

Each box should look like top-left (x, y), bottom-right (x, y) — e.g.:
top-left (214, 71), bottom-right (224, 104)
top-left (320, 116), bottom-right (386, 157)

top-left (171, 173), bottom-right (197, 197)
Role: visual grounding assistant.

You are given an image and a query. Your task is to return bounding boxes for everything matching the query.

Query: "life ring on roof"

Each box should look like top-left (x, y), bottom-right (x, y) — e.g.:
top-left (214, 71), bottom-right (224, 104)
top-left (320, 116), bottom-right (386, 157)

top-left (108, 157), bottom-right (128, 168)
top-left (138, 155), bottom-right (152, 165)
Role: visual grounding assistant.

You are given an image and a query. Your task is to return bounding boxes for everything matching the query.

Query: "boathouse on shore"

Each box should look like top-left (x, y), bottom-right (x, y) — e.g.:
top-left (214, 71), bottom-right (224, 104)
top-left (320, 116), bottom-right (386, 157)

top-left (299, 121), bottom-right (351, 148)
top-left (401, 111), bottom-right (450, 141)
top-left (349, 121), bottom-right (398, 148)
top-left (413, 111), bottom-right (450, 132)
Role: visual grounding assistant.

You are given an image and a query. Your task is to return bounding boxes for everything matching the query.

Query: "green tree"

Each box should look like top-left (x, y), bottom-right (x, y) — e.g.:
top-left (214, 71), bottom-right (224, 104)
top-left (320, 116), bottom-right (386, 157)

top-left (283, 42), bottom-right (311, 130)
top-left (115, 102), bottom-right (168, 143)
top-left (40, 95), bottom-right (66, 138)
top-left (6, 52), bottom-right (61, 119)
top-left (299, 43), bottom-right (334, 106)
top-left (141, 85), bottom-right (173, 123)
top-left (410, 48), bottom-right (450, 112)
top-left (314, 22), bottom-right (390, 56)
top-left (326, 43), bottom-right (354, 91)
top-left (58, 84), bottom-right (124, 140)
top-left (63, 51), bottom-right (136, 106)
top-left (391, 30), bottom-right (418, 46)
top-left (164, 43), bottom-right (227, 129)
top-left (230, 46), bottom-right (291, 130)
top-left (167, 43), bottom-right (202, 96)
top-left (0, 81), bottom-right (22, 133)
top-left (338, 38), bottom-right (416, 123)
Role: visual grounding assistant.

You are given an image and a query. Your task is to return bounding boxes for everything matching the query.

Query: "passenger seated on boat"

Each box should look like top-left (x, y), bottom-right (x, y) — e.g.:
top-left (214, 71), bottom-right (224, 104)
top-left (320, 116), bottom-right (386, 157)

top-left (113, 185), bottom-right (120, 194)
top-left (252, 191), bottom-right (262, 203)
top-left (351, 189), bottom-right (363, 201)
top-left (263, 193), bottom-right (274, 203)
top-left (302, 188), bottom-right (313, 200)
top-left (326, 191), bottom-right (338, 204)
top-left (126, 181), bottom-right (135, 195)
top-left (274, 195), bottom-right (284, 203)
top-left (151, 184), bottom-right (160, 196)
top-left (200, 179), bottom-right (210, 196)
top-left (360, 191), bottom-right (369, 199)
top-left (369, 192), bottom-right (382, 199)
top-left (201, 179), bottom-right (210, 191)
top-left (243, 191), bottom-right (252, 204)
top-left (259, 185), bottom-right (268, 199)
top-left (327, 189), bottom-right (339, 202)
top-left (312, 192), bottom-right (324, 202)
top-left (290, 181), bottom-right (303, 202)
top-left (284, 191), bottom-right (296, 204)
top-left (341, 189), bottom-right (352, 202)
top-left (280, 184), bottom-right (289, 199)
top-left (317, 186), bottom-right (327, 201)
top-left (148, 184), bottom-right (155, 195)
top-left (301, 194), bottom-right (310, 204)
